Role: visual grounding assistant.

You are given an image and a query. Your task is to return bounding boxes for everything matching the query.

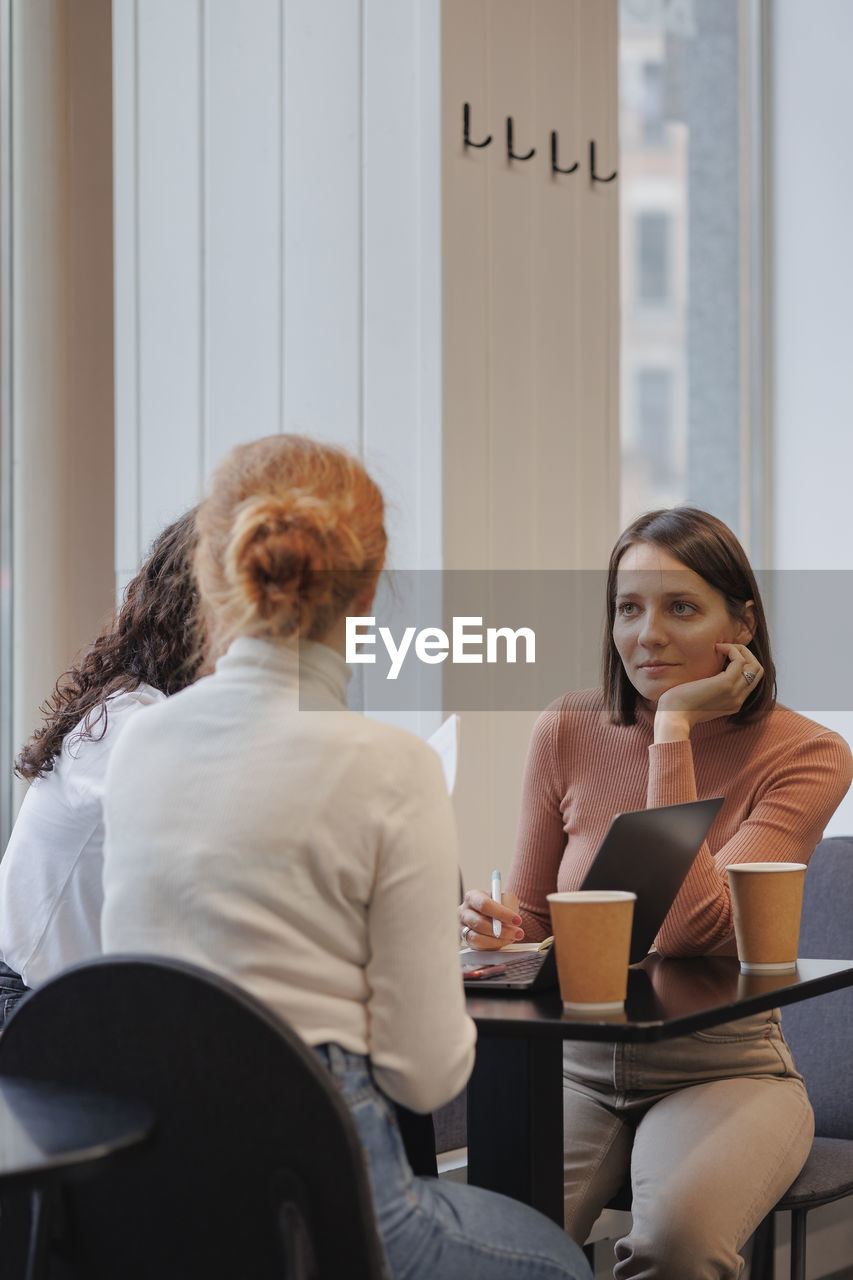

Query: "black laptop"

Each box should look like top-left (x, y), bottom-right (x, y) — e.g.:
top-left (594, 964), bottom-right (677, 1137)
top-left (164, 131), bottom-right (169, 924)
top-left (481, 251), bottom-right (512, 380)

top-left (461, 797), bottom-right (724, 992)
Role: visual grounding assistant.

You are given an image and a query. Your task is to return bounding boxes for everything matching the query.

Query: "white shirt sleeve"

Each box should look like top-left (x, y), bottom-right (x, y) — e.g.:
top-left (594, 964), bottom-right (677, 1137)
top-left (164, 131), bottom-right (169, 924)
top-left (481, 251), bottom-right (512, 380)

top-left (363, 739), bottom-right (476, 1113)
top-left (0, 686), bottom-right (165, 986)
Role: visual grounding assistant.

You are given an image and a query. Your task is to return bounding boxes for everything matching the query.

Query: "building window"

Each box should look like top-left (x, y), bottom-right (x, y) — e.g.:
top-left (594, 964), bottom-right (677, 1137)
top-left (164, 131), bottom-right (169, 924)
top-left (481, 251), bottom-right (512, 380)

top-left (637, 368), bottom-right (674, 484)
top-left (641, 62), bottom-right (666, 146)
top-left (636, 211), bottom-right (671, 304)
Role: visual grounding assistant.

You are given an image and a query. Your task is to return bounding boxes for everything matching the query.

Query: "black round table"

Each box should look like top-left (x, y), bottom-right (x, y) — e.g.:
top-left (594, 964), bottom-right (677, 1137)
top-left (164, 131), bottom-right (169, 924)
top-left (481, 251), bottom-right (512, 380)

top-left (0, 1076), bottom-right (153, 1279)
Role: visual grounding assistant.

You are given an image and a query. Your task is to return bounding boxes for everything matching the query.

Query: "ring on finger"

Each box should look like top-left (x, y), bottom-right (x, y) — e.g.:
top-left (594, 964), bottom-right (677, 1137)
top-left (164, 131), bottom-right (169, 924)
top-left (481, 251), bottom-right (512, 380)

top-left (460, 924), bottom-right (475, 946)
top-left (743, 670), bottom-right (757, 686)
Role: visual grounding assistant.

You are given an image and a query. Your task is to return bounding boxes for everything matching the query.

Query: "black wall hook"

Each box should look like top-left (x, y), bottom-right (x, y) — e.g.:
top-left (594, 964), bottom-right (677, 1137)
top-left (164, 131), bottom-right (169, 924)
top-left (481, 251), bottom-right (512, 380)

top-left (506, 117), bottom-right (535, 162)
top-left (463, 103), bottom-right (492, 149)
top-left (550, 131), bottom-right (579, 176)
top-left (589, 139), bottom-right (617, 184)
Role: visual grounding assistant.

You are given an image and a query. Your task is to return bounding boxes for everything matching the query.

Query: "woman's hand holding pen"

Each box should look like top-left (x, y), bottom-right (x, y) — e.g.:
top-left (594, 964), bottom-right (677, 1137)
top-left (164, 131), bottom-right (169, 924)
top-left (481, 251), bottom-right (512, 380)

top-left (654, 643), bottom-right (764, 743)
top-left (459, 888), bottom-right (524, 950)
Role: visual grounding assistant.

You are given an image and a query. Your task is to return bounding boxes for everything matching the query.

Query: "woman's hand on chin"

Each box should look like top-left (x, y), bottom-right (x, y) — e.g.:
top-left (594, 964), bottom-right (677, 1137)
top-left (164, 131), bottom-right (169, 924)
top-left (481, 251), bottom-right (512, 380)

top-left (654, 643), bottom-right (763, 743)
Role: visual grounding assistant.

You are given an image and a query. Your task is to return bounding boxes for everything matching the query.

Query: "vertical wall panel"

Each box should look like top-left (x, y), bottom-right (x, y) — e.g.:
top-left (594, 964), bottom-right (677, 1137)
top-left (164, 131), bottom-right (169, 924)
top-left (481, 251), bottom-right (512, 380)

top-left (135, 0), bottom-right (204, 551)
top-left (112, 0), bottom-right (140, 579)
top-left (205, 0), bottom-right (282, 469)
top-left (532, 0), bottom-right (584, 570)
top-left (65, 0), bottom-right (115, 642)
top-left (575, 0), bottom-right (619, 568)
top-left (282, 1), bottom-right (362, 450)
top-left (442, 0), bottom-right (619, 891)
top-left (487, 0), bottom-right (537, 569)
top-left (362, 0), bottom-right (442, 736)
top-left (362, 0), bottom-right (437, 569)
top-left (11, 0), bottom-right (67, 809)
top-left (415, 0), bottom-right (443, 574)
top-left (443, 0), bottom-right (618, 576)
top-left (442, 0), bottom-right (491, 568)
top-left (10, 0), bottom-right (114, 832)
top-left (113, 0), bottom-right (443, 624)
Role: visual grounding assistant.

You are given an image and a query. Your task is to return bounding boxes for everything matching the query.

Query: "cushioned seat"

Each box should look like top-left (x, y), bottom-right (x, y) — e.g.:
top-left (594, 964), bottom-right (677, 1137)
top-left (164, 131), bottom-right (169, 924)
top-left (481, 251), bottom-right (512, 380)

top-left (777, 1136), bottom-right (853, 1207)
top-left (751, 836), bottom-right (853, 1280)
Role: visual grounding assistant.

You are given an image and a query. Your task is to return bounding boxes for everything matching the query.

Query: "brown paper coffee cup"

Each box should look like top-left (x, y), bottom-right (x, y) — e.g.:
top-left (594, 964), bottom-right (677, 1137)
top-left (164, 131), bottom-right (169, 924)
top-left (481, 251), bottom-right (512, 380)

top-left (726, 862), bottom-right (807, 974)
top-left (546, 890), bottom-right (636, 1012)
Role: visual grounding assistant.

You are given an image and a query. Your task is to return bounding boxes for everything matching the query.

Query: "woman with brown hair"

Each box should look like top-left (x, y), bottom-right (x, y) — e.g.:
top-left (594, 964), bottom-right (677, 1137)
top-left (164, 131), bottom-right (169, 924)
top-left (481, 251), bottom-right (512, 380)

top-left (460, 507), bottom-right (852, 1279)
top-left (101, 434), bottom-right (592, 1280)
top-left (0, 509), bottom-right (203, 1022)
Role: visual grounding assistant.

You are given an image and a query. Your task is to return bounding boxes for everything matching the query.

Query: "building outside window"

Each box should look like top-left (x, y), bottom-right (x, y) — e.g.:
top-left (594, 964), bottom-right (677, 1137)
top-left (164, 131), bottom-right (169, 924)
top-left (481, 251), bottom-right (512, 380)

top-left (636, 367), bottom-right (675, 487)
top-left (641, 61), bottom-right (666, 147)
top-left (636, 211), bottom-right (672, 304)
top-left (619, 0), bottom-right (767, 557)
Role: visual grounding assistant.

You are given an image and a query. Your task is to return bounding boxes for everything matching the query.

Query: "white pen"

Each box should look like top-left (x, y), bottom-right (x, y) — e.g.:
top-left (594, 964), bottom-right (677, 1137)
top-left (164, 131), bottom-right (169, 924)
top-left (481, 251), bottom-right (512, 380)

top-left (491, 869), bottom-right (502, 938)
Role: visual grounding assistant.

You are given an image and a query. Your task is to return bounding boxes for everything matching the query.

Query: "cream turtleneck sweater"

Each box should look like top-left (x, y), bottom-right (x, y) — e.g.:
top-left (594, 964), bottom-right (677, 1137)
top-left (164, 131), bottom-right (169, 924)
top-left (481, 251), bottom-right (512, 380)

top-left (507, 688), bottom-right (852, 957)
top-left (102, 636), bottom-right (476, 1113)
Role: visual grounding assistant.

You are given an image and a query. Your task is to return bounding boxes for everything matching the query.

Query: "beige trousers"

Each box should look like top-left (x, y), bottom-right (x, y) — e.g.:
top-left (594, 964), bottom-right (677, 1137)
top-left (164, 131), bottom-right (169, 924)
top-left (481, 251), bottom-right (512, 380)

top-left (563, 1009), bottom-right (814, 1280)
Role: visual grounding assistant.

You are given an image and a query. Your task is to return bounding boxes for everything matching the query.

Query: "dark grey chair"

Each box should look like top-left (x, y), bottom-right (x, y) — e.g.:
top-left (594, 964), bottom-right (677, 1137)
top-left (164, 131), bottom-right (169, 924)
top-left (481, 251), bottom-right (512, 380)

top-left (0, 955), bottom-right (389, 1280)
top-left (585, 838), bottom-right (853, 1277)
top-left (751, 836), bottom-right (853, 1280)
top-left (433, 1090), bottom-right (467, 1156)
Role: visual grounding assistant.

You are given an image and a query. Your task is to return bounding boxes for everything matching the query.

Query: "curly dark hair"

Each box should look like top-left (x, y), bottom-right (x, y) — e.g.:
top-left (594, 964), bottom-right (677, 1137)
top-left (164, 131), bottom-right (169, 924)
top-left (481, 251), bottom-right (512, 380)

top-left (16, 508), bottom-right (203, 781)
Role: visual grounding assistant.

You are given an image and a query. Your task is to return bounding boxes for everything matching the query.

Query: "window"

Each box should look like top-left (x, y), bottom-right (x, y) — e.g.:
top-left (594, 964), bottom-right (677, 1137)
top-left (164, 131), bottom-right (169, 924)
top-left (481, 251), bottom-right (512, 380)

top-left (636, 211), bottom-right (671, 304)
top-left (619, 0), bottom-right (767, 555)
top-left (637, 368), bottom-right (674, 483)
top-left (641, 62), bottom-right (666, 146)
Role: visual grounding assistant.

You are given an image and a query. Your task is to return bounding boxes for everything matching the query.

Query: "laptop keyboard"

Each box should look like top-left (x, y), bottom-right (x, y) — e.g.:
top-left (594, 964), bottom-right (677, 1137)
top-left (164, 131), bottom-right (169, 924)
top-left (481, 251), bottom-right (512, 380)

top-left (501, 953), bottom-right (545, 981)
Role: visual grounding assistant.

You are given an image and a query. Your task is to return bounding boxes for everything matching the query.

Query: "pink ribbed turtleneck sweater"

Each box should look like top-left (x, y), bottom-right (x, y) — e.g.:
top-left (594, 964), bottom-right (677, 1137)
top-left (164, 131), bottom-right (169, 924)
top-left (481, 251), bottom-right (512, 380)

top-left (506, 689), bottom-right (852, 957)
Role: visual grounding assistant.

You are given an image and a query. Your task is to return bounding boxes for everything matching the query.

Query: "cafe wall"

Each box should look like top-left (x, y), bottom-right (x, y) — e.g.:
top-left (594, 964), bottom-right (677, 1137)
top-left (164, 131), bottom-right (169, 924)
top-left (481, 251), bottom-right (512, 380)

top-left (8, 0), bottom-right (114, 824)
top-left (771, 0), bottom-right (853, 839)
top-left (110, 0), bottom-right (621, 892)
top-left (14, 0), bottom-right (853, 900)
top-left (441, 0), bottom-right (619, 890)
top-left (112, 0), bottom-right (443, 592)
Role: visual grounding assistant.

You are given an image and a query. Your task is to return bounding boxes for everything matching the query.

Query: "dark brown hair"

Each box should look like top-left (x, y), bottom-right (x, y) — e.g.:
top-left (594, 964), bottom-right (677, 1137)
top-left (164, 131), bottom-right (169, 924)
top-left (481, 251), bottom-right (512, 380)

top-left (603, 507), bottom-right (776, 725)
top-left (195, 434), bottom-right (387, 643)
top-left (16, 509), bottom-right (203, 781)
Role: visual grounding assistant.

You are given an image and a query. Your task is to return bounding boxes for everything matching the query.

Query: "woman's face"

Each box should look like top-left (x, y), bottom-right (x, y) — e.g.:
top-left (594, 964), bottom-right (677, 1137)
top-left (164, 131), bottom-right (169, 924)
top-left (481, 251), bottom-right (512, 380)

top-left (612, 542), bottom-right (753, 705)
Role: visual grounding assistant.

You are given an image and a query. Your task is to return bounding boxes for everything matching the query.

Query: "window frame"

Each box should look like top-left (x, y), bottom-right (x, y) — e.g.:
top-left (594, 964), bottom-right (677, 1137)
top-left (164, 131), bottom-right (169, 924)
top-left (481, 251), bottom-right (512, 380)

top-left (0, 0), bottom-right (11, 847)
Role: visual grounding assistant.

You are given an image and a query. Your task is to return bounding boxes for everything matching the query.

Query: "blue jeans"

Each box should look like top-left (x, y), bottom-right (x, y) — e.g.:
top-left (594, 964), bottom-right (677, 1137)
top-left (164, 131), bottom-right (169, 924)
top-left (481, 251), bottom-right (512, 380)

top-left (0, 961), bottom-right (28, 1029)
top-left (315, 1044), bottom-right (591, 1280)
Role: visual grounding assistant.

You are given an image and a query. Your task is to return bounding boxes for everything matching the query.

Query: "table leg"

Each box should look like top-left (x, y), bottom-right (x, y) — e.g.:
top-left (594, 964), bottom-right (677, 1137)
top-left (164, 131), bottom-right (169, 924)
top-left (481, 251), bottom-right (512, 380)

top-left (466, 1036), bottom-right (564, 1224)
top-left (749, 1212), bottom-right (775, 1280)
top-left (0, 1189), bottom-right (32, 1276)
top-left (26, 1185), bottom-right (55, 1280)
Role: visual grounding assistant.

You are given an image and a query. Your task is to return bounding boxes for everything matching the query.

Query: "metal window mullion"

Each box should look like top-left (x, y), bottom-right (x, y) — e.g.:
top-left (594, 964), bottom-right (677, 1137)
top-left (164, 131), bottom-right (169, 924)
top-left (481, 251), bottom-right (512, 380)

top-left (0, 0), bottom-right (13, 848)
top-left (739, 0), bottom-right (770, 566)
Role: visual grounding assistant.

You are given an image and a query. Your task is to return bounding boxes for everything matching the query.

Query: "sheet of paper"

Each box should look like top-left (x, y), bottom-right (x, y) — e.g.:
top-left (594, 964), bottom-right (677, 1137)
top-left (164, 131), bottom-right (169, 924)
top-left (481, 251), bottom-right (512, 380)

top-left (427, 714), bottom-right (460, 795)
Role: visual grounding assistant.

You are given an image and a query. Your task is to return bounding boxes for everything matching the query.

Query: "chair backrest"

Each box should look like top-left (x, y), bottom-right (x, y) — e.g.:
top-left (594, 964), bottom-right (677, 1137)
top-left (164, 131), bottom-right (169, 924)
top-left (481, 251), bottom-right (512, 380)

top-left (0, 956), bottom-right (388, 1280)
top-left (781, 836), bottom-right (853, 1139)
